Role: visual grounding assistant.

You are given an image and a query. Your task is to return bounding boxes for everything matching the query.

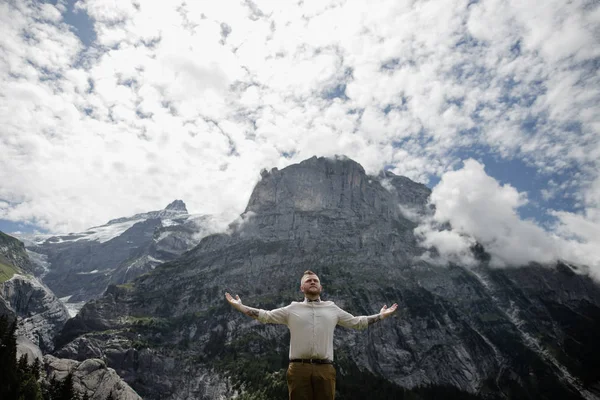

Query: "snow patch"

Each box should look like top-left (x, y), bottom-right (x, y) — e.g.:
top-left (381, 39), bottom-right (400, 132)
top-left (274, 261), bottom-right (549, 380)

top-left (161, 218), bottom-right (179, 227)
top-left (69, 219), bottom-right (145, 243)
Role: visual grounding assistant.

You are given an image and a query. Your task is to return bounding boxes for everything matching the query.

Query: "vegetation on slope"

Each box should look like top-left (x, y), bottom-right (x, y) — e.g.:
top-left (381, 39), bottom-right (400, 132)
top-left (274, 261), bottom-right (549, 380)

top-left (0, 257), bottom-right (20, 282)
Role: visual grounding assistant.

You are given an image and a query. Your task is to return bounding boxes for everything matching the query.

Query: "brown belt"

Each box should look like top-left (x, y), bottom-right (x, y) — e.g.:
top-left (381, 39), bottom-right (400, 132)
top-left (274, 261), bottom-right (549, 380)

top-left (290, 359), bottom-right (333, 364)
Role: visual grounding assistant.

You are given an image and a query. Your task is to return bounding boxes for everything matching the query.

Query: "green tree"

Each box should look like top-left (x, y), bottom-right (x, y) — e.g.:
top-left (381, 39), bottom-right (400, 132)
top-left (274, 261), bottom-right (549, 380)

top-left (17, 373), bottom-right (43, 400)
top-left (55, 373), bottom-right (77, 400)
top-left (0, 317), bottom-right (18, 399)
top-left (0, 318), bottom-right (43, 400)
top-left (31, 357), bottom-right (42, 380)
top-left (18, 354), bottom-right (30, 375)
top-left (43, 376), bottom-right (61, 400)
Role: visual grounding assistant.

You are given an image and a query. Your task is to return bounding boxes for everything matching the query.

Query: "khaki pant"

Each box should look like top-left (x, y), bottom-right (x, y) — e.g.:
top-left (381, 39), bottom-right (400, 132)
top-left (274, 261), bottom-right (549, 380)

top-left (287, 362), bottom-right (336, 400)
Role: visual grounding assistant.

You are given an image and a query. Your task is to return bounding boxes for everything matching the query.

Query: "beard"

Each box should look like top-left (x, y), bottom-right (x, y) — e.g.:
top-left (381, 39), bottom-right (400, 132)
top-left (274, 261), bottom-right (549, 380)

top-left (306, 286), bottom-right (321, 295)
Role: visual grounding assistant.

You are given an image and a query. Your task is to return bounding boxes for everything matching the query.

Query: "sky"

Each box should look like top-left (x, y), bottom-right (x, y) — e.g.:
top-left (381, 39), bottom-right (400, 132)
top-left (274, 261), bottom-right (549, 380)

top-left (0, 0), bottom-right (599, 276)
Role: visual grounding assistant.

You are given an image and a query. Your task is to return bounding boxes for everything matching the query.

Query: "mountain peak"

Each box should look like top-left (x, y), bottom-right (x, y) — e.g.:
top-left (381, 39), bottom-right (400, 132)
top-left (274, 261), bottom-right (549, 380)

top-left (165, 200), bottom-right (187, 213)
top-left (245, 155), bottom-right (386, 218)
top-left (297, 155), bottom-right (366, 174)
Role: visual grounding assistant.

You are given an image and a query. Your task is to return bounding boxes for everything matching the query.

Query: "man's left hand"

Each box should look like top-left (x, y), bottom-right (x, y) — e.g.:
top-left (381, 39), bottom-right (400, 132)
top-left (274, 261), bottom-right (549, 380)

top-left (379, 303), bottom-right (398, 319)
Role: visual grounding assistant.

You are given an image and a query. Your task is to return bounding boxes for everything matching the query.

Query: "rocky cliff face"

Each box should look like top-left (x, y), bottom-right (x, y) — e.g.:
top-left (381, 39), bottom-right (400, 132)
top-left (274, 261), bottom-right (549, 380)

top-left (54, 156), bottom-right (600, 400)
top-left (26, 201), bottom-right (222, 302)
top-left (1, 275), bottom-right (70, 352)
top-left (0, 232), bottom-right (71, 352)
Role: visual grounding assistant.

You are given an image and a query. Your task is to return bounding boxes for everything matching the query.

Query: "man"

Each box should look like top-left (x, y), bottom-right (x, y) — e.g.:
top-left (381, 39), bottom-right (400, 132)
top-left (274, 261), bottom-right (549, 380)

top-left (225, 270), bottom-right (398, 400)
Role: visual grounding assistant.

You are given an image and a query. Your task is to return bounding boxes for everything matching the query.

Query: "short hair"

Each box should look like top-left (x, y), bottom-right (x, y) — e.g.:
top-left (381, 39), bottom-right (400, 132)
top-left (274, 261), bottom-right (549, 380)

top-left (301, 270), bottom-right (319, 285)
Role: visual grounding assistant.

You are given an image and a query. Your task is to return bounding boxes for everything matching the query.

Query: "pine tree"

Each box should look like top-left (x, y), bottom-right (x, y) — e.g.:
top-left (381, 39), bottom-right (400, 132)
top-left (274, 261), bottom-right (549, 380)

top-left (0, 317), bottom-right (43, 400)
top-left (31, 357), bottom-right (42, 380)
top-left (56, 373), bottom-right (77, 400)
top-left (18, 373), bottom-right (43, 400)
top-left (0, 315), bottom-right (7, 336)
top-left (43, 376), bottom-right (61, 400)
top-left (18, 353), bottom-right (30, 374)
top-left (0, 317), bottom-right (18, 399)
top-left (16, 353), bottom-right (44, 400)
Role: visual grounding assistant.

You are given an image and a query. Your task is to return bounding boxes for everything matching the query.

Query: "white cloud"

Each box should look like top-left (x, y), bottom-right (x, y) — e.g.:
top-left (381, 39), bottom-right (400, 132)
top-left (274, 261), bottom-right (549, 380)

top-left (0, 0), bottom-right (598, 243)
top-left (416, 159), bottom-right (600, 279)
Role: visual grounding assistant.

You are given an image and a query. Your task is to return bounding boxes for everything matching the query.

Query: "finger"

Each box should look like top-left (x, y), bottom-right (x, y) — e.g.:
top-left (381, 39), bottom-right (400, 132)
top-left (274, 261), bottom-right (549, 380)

top-left (236, 295), bottom-right (240, 300)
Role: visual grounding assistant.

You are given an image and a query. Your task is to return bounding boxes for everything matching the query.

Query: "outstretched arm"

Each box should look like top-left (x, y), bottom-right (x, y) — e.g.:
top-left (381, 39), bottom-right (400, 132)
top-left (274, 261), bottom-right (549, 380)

top-left (225, 292), bottom-right (260, 319)
top-left (367, 303), bottom-right (398, 326)
top-left (337, 302), bottom-right (399, 330)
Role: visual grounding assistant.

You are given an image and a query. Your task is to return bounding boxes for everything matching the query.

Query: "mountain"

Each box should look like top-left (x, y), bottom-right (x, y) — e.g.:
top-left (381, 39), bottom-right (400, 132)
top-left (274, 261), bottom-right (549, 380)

top-left (24, 200), bottom-right (224, 304)
top-left (53, 156), bottom-right (600, 399)
top-left (0, 232), bottom-right (142, 400)
top-left (0, 231), bottom-right (71, 352)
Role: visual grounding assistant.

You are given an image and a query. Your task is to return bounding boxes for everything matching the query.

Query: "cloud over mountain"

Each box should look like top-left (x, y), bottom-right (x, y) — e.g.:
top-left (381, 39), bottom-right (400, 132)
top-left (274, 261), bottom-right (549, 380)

top-left (416, 159), bottom-right (600, 279)
top-left (0, 0), bottom-right (598, 275)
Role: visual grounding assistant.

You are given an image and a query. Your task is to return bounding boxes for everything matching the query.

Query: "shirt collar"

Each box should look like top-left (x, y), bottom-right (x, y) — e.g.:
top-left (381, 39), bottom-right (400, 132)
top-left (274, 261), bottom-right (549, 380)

top-left (304, 298), bottom-right (321, 303)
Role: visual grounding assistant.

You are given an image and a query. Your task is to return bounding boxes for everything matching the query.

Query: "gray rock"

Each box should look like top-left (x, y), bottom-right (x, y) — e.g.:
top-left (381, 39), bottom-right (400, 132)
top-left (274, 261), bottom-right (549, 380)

top-left (1, 274), bottom-right (70, 352)
top-left (17, 335), bottom-right (43, 364)
top-left (45, 354), bottom-right (142, 400)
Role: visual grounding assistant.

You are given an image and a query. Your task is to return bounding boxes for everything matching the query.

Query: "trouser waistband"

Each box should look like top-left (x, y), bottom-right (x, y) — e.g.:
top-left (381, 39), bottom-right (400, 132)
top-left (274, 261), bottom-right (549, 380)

top-left (289, 359), bottom-right (333, 364)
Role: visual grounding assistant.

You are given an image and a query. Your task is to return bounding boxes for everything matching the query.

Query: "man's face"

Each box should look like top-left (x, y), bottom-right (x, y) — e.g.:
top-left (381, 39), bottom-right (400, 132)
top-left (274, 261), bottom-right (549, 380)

top-left (301, 274), bottom-right (322, 296)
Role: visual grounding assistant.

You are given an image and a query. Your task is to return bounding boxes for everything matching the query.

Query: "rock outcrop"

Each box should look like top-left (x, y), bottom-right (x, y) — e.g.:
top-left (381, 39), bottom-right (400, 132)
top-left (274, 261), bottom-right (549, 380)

top-left (1, 274), bottom-right (70, 352)
top-left (45, 355), bottom-right (142, 400)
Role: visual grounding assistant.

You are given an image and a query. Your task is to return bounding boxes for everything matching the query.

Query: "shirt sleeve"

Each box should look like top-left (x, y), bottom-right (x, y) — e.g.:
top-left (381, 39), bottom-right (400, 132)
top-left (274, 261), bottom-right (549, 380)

top-left (258, 305), bottom-right (290, 325)
top-left (335, 305), bottom-right (368, 330)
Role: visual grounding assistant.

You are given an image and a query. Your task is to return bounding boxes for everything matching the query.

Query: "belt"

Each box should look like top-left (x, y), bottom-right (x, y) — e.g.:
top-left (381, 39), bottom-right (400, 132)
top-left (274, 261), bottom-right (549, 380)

top-left (290, 359), bottom-right (333, 364)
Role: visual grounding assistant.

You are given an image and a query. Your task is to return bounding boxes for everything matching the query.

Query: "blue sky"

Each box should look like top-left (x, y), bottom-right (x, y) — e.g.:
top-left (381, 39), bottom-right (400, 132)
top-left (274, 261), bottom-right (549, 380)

top-left (0, 0), bottom-right (599, 276)
top-left (0, 219), bottom-right (42, 234)
top-left (61, 0), bottom-right (96, 47)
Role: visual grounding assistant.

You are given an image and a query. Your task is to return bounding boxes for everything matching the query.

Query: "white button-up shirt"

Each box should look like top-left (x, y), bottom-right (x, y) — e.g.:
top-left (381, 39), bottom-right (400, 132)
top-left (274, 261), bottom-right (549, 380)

top-left (258, 300), bottom-right (368, 361)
